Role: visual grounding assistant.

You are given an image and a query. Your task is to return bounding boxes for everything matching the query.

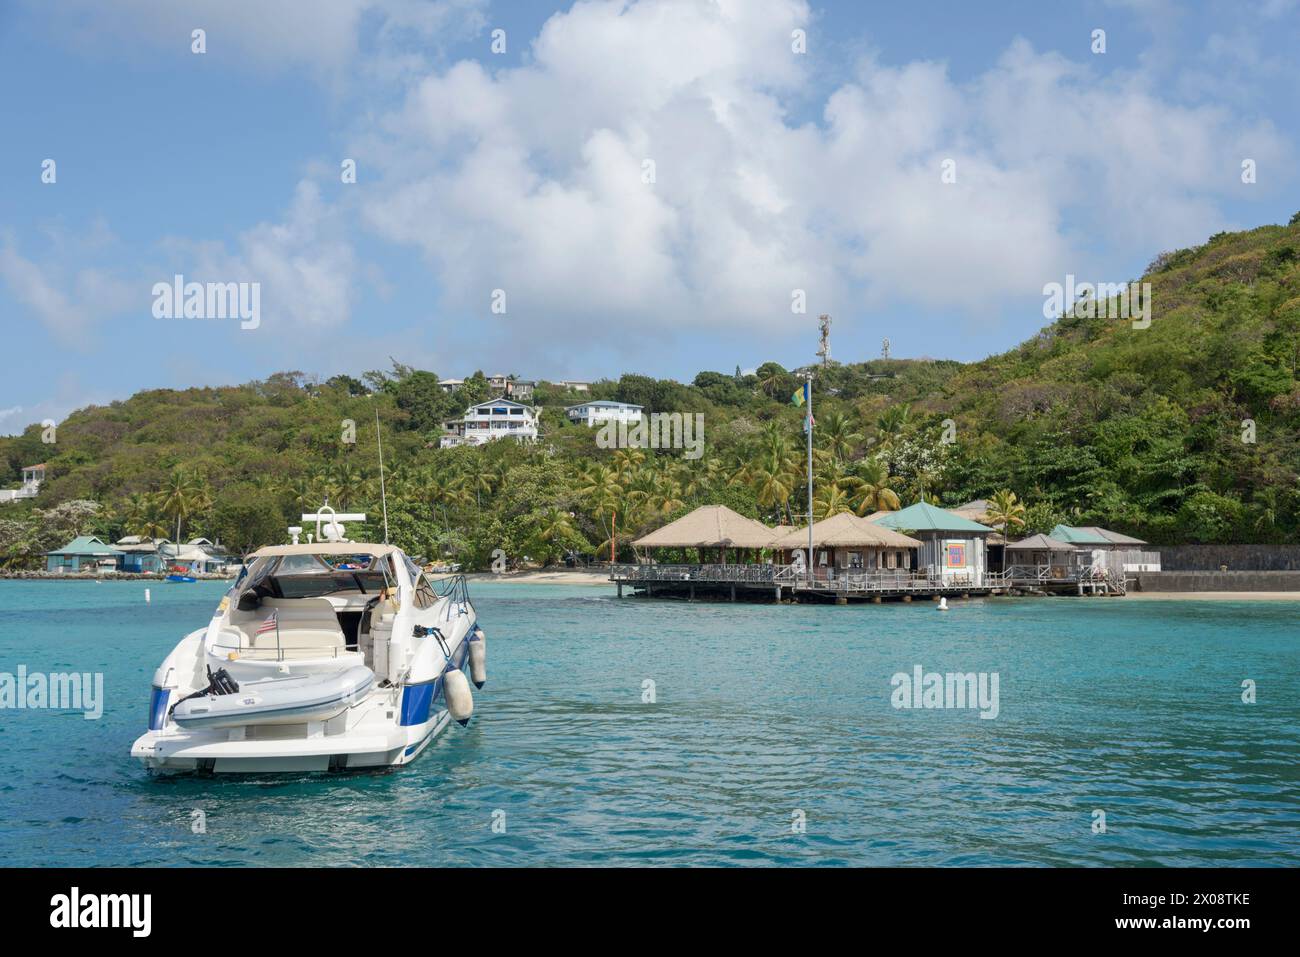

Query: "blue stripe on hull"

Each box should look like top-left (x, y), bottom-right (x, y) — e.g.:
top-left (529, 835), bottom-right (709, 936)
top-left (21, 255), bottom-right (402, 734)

top-left (148, 687), bottom-right (170, 730)
top-left (399, 681), bottom-right (435, 726)
top-left (398, 621), bottom-right (475, 729)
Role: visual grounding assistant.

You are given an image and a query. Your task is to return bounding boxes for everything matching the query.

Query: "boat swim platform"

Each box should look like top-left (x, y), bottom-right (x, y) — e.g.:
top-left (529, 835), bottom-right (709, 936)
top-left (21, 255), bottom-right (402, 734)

top-left (607, 564), bottom-right (1126, 603)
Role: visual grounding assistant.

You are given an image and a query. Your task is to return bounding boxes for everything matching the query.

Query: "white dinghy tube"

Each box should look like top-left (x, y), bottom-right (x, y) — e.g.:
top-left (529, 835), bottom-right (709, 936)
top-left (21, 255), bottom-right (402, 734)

top-left (171, 666), bottom-right (374, 731)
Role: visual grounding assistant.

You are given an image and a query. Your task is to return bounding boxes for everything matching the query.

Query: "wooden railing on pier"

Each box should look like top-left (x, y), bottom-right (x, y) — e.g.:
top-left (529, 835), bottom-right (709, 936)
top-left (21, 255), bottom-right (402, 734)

top-left (1002, 563), bottom-right (1126, 595)
top-left (609, 563), bottom-right (777, 584)
top-left (610, 563), bottom-right (1002, 594)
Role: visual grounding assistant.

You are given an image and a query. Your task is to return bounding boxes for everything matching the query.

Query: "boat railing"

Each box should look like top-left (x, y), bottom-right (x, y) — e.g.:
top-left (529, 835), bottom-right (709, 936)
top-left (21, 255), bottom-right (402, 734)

top-left (428, 573), bottom-right (472, 622)
top-left (212, 634), bottom-right (348, 662)
top-left (609, 563), bottom-right (778, 584)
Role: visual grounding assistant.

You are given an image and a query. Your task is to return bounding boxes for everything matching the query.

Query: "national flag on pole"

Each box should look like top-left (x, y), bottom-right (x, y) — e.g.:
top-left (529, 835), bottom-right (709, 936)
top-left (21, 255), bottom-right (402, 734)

top-left (790, 382), bottom-right (808, 406)
top-left (256, 610), bottom-right (278, 635)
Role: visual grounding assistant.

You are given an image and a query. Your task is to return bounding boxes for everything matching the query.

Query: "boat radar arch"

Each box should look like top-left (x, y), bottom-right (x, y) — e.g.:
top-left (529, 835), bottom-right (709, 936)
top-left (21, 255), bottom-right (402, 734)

top-left (299, 505), bottom-right (367, 545)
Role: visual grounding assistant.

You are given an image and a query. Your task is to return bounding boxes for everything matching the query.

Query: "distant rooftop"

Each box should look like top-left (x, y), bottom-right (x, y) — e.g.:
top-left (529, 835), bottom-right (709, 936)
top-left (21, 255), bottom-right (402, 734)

top-left (1051, 524), bottom-right (1147, 546)
top-left (566, 400), bottom-right (642, 411)
top-left (871, 501), bottom-right (993, 533)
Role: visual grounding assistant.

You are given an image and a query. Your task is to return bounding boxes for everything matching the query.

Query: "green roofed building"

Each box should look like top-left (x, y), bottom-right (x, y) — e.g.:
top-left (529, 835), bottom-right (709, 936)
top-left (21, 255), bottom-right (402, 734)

top-left (872, 502), bottom-right (992, 585)
top-left (46, 535), bottom-right (122, 574)
top-left (1050, 525), bottom-right (1160, 573)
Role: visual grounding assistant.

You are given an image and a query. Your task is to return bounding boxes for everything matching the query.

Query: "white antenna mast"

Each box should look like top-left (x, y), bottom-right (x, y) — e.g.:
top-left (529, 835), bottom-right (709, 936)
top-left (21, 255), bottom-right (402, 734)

top-left (374, 404), bottom-right (389, 544)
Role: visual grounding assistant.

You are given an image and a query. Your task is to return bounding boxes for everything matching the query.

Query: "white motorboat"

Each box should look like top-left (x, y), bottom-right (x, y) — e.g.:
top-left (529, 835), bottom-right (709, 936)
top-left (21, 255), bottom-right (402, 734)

top-left (130, 508), bottom-right (487, 774)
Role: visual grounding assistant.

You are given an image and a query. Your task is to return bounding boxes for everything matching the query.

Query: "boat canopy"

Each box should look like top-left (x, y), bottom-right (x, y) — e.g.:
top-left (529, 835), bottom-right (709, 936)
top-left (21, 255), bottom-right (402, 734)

top-left (249, 542), bottom-right (404, 559)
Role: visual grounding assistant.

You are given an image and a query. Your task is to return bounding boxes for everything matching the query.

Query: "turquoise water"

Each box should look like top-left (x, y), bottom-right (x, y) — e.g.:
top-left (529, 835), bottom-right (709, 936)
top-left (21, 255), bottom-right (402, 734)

top-left (0, 580), bottom-right (1297, 866)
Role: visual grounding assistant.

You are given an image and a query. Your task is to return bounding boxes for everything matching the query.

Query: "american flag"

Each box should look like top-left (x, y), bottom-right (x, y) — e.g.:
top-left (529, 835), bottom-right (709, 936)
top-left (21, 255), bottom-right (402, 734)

top-left (256, 610), bottom-right (278, 635)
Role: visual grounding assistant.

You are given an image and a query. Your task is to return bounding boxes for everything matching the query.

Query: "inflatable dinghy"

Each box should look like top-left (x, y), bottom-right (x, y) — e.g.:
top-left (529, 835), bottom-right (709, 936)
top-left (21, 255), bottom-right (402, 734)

top-left (171, 665), bottom-right (374, 730)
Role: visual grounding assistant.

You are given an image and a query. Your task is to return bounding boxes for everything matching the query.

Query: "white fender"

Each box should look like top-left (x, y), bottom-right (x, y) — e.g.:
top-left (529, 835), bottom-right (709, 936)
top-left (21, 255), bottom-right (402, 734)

top-left (469, 627), bottom-right (487, 689)
top-left (443, 667), bottom-right (474, 726)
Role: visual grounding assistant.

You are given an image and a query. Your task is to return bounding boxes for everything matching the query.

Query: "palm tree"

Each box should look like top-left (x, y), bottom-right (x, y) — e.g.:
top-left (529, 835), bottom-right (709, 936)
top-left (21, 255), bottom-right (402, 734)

top-left (751, 457), bottom-right (795, 524)
top-left (120, 492), bottom-right (152, 534)
top-left (280, 475), bottom-right (319, 516)
top-left (577, 464), bottom-right (623, 558)
top-left (757, 364), bottom-right (786, 397)
top-left (157, 469), bottom-right (202, 543)
top-left (844, 458), bottom-right (901, 516)
top-left (876, 403), bottom-right (911, 446)
top-left (812, 482), bottom-right (853, 520)
top-left (138, 503), bottom-right (169, 541)
top-left (327, 462), bottom-right (365, 509)
top-left (611, 447), bottom-right (646, 481)
top-left (986, 489), bottom-right (1027, 539)
top-left (817, 410), bottom-right (862, 463)
top-left (530, 507), bottom-right (579, 565)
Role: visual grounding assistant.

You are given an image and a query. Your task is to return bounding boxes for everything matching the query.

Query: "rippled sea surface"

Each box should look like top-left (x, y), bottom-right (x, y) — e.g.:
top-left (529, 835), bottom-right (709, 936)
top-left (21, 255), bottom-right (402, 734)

top-left (1, 580), bottom-right (1297, 866)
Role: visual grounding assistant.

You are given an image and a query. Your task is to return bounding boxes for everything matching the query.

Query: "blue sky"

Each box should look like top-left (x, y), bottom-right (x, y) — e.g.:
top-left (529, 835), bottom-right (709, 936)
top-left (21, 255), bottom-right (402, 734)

top-left (1, 0), bottom-right (1297, 433)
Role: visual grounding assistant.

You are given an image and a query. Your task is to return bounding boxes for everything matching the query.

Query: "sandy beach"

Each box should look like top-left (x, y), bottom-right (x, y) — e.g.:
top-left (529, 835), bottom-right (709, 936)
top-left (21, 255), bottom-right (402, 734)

top-left (1125, 591), bottom-right (1300, 601)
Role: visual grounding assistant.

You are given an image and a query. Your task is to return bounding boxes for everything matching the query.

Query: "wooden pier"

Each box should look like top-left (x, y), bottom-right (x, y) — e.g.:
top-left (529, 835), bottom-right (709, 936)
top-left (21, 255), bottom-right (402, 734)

top-left (608, 563), bottom-right (1007, 603)
top-left (608, 562), bottom-right (1127, 602)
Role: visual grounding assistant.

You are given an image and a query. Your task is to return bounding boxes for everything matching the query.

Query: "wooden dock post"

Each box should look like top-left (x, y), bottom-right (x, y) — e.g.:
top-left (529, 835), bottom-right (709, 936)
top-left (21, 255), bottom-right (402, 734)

top-left (617, 582), bottom-right (623, 598)
top-left (730, 585), bottom-right (736, 602)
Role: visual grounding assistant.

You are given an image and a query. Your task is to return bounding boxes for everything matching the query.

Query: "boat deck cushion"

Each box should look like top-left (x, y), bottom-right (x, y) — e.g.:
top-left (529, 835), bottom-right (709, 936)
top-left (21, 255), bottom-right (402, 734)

top-left (232, 597), bottom-right (347, 653)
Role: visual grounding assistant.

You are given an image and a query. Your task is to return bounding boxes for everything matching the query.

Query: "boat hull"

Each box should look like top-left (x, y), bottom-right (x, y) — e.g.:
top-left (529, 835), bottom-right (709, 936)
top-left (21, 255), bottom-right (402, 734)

top-left (130, 707), bottom-right (452, 774)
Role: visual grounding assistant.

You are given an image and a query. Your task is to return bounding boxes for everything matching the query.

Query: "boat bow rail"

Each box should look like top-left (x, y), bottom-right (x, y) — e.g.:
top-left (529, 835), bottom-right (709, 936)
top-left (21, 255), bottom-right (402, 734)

top-left (429, 573), bottom-right (473, 623)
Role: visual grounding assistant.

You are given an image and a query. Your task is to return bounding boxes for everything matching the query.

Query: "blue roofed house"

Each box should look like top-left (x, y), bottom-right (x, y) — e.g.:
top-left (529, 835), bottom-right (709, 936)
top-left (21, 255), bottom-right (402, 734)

top-left (114, 536), bottom-right (168, 573)
top-left (46, 535), bottom-right (123, 575)
top-left (871, 501), bottom-right (993, 586)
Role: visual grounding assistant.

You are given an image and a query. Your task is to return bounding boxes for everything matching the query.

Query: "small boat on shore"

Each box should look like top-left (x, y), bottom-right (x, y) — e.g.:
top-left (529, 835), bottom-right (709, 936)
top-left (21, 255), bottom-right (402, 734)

top-left (131, 506), bottom-right (487, 774)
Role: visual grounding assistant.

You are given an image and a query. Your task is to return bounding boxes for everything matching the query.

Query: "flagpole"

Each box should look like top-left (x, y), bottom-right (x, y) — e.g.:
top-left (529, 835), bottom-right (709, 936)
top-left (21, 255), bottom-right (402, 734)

top-left (374, 405), bottom-right (389, 545)
top-left (805, 372), bottom-right (813, 584)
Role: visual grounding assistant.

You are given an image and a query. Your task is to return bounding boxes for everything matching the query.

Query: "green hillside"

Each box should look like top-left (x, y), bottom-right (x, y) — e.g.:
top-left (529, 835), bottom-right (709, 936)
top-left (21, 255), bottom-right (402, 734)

top-left (2, 215), bottom-right (1298, 568)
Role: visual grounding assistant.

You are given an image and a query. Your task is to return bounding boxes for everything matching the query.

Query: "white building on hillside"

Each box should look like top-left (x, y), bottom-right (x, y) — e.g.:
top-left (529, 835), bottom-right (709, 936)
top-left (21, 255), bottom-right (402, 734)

top-left (0, 463), bottom-right (45, 505)
top-left (566, 400), bottom-right (644, 427)
top-left (437, 378), bottom-right (464, 393)
top-left (441, 397), bottom-right (540, 447)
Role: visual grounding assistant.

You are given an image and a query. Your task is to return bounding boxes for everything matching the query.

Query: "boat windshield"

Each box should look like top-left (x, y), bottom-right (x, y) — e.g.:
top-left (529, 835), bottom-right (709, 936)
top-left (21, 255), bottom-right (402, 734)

top-left (237, 553), bottom-right (393, 599)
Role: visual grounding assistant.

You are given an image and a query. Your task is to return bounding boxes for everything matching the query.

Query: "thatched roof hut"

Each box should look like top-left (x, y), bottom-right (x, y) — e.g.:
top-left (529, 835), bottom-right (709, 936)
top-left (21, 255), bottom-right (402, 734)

top-left (633, 505), bottom-right (776, 549)
top-left (770, 512), bottom-right (922, 550)
top-left (766, 524), bottom-right (797, 546)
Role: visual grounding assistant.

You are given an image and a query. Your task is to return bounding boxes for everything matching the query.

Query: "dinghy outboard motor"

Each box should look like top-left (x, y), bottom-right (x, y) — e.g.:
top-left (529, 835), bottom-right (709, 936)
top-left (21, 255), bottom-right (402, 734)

top-left (168, 665), bottom-right (240, 717)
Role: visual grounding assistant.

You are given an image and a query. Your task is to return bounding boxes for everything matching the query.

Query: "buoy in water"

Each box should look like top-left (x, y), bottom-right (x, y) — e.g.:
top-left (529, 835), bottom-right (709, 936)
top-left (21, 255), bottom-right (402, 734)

top-left (469, 627), bottom-right (487, 689)
top-left (937, 597), bottom-right (949, 611)
top-left (443, 667), bottom-right (474, 726)
top-left (145, 588), bottom-right (151, 604)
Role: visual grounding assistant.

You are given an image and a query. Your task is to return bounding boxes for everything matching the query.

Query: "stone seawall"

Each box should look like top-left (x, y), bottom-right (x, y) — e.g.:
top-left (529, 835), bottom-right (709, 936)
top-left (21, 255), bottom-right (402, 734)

top-left (1134, 570), bottom-right (1300, 592)
top-left (1155, 545), bottom-right (1300, 571)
